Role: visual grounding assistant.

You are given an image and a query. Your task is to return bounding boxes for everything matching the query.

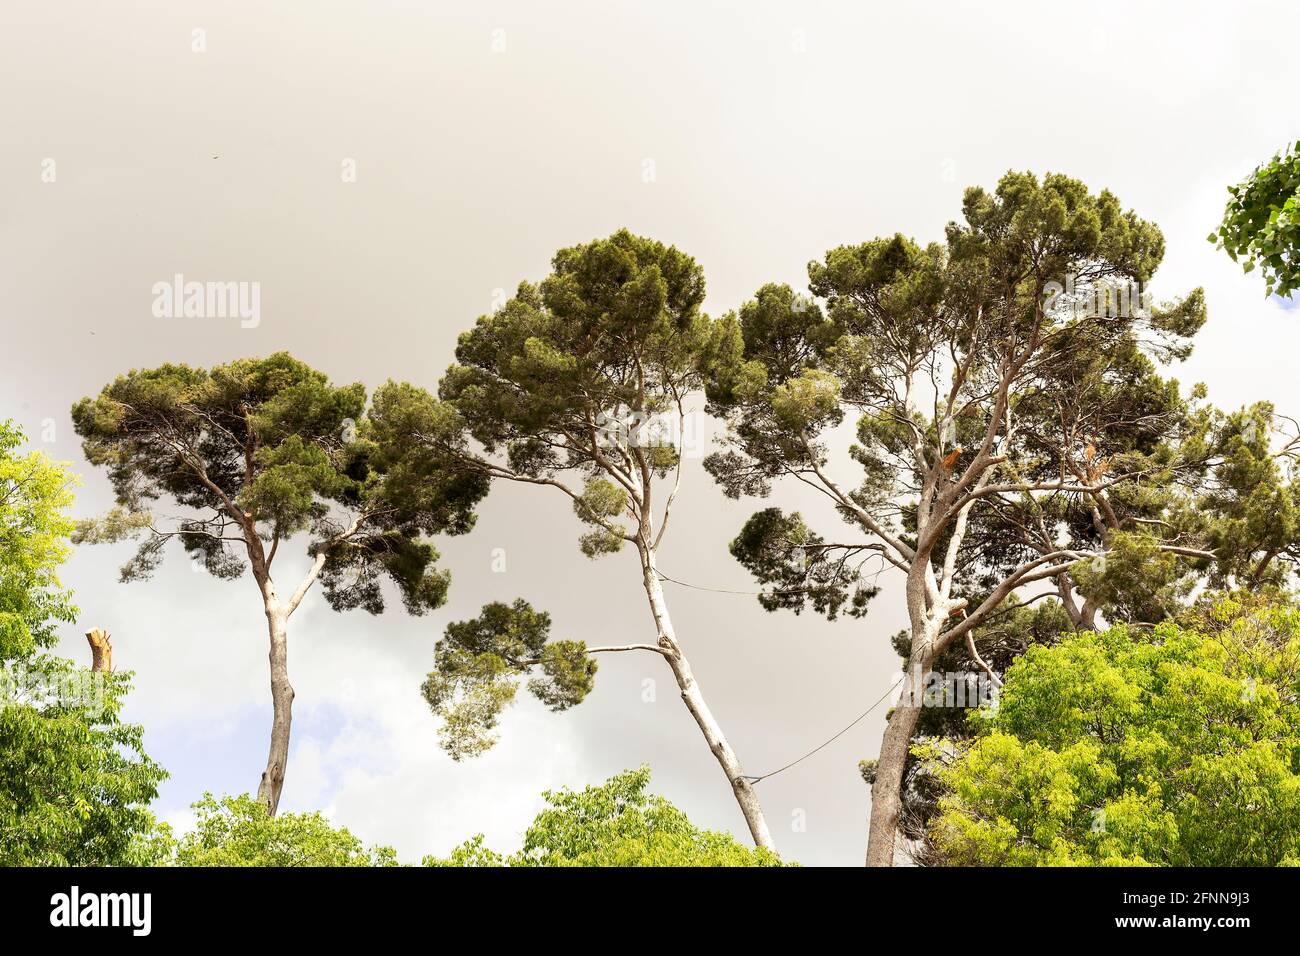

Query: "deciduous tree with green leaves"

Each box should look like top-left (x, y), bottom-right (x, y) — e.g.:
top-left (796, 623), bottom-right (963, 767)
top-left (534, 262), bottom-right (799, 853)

top-left (160, 793), bottom-right (398, 867)
top-left (928, 599), bottom-right (1300, 866)
top-left (403, 230), bottom-right (774, 848)
top-left (71, 354), bottom-right (486, 814)
top-left (426, 767), bottom-right (785, 867)
top-left (0, 421), bottom-right (166, 865)
top-left (1212, 140), bottom-right (1300, 298)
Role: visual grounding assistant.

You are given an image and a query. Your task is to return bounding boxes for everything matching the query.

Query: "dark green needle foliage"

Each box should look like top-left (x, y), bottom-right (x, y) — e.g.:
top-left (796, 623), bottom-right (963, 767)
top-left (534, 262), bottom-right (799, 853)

top-left (435, 229), bottom-right (729, 556)
top-left (422, 599), bottom-right (597, 760)
top-left (70, 352), bottom-right (486, 612)
top-left (729, 507), bottom-right (879, 618)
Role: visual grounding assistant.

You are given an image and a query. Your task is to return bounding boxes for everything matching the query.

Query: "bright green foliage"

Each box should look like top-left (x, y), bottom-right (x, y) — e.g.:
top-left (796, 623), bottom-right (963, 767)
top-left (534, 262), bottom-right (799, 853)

top-left (425, 767), bottom-right (786, 867)
top-left (875, 596), bottom-right (1077, 864)
top-left (426, 833), bottom-right (505, 867)
top-left (161, 793), bottom-right (397, 866)
top-left (422, 600), bottom-right (596, 760)
top-left (930, 601), bottom-right (1300, 866)
top-left (0, 421), bottom-right (78, 658)
top-left (0, 422), bottom-right (166, 865)
top-left (71, 352), bottom-right (486, 612)
top-left (1212, 141), bottom-right (1300, 298)
top-left (1, 656), bottom-right (167, 866)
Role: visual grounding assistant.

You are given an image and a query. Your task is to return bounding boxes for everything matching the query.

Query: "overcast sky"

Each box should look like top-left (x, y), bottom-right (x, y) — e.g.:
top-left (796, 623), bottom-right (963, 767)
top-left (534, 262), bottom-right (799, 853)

top-left (3, 0), bottom-right (1299, 865)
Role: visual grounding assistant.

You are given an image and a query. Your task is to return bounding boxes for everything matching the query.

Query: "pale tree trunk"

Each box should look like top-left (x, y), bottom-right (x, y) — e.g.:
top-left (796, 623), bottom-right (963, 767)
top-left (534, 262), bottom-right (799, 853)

top-left (247, 534), bottom-right (338, 816)
top-left (866, 666), bottom-right (925, 866)
top-left (1078, 594), bottom-right (1100, 631)
top-left (1057, 573), bottom-right (1084, 627)
top-left (1056, 571), bottom-right (1102, 632)
top-left (638, 545), bottom-right (775, 851)
top-left (866, 561), bottom-right (941, 866)
top-left (255, 585), bottom-right (294, 816)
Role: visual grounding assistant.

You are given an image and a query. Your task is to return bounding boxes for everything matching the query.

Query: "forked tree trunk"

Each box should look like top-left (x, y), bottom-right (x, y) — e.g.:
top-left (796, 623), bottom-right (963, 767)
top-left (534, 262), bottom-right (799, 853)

top-left (639, 547), bottom-right (775, 851)
top-left (255, 604), bottom-right (294, 816)
top-left (246, 524), bottom-right (345, 815)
